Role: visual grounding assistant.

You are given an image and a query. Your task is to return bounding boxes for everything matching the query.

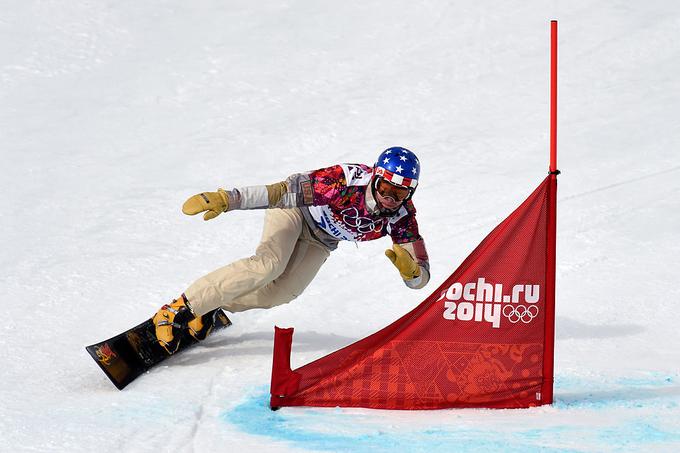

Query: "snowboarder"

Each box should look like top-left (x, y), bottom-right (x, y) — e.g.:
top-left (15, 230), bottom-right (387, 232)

top-left (152, 147), bottom-right (431, 354)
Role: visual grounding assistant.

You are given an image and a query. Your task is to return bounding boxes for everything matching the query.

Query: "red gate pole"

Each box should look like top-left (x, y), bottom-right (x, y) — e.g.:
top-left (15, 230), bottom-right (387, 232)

top-left (542, 20), bottom-right (559, 405)
top-left (550, 20), bottom-right (558, 173)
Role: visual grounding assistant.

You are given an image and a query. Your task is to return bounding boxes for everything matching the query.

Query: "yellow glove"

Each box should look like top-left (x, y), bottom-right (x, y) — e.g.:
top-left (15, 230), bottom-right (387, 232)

top-left (385, 244), bottom-right (421, 280)
top-left (182, 189), bottom-right (229, 221)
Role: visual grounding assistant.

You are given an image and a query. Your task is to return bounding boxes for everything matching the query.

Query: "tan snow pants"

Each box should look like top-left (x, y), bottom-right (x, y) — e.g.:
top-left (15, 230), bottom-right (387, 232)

top-left (185, 208), bottom-right (330, 316)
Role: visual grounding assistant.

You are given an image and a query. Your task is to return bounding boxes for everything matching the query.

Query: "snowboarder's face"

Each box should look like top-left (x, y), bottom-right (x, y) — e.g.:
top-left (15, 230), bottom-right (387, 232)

top-left (375, 178), bottom-right (410, 210)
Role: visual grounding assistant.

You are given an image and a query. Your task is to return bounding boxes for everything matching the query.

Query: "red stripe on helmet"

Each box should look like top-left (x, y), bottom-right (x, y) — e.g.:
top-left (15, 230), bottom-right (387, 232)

top-left (375, 167), bottom-right (418, 188)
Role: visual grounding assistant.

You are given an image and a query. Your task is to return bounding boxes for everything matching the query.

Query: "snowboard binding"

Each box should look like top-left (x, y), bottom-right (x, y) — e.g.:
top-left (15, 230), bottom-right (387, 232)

top-left (152, 294), bottom-right (214, 354)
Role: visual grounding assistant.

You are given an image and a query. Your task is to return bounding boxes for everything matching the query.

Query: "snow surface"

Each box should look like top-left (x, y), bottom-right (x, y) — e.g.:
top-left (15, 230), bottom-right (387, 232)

top-left (2, 0), bottom-right (680, 451)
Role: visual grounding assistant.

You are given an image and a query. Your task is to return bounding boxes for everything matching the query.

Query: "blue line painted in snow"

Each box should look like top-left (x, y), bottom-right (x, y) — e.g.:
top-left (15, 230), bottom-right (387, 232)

top-left (223, 376), bottom-right (680, 452)
top-left (223, 388), bottom-right (579, 453)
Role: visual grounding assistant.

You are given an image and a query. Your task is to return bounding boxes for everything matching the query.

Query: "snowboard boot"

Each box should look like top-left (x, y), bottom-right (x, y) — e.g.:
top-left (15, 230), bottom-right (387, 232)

top-left (152, 294), bottom-right (195, 354)
top-left (187, 311), bottom-right (215, 341)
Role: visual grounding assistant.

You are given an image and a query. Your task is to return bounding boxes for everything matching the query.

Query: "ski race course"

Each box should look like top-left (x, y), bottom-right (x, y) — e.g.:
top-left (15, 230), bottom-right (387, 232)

top-left (2, 1), bottom-right (680, 451)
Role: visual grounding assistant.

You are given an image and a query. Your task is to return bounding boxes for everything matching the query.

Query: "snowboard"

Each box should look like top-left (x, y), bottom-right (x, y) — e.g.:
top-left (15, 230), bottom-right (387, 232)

top-left (86, 308), bottom-right (232, 390)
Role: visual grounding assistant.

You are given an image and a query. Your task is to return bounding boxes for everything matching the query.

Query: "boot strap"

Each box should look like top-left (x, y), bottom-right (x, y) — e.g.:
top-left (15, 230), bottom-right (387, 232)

top-left (156, 320), bottom-right (185, 329)
top-left (162, 305), bottom-right (181, 315)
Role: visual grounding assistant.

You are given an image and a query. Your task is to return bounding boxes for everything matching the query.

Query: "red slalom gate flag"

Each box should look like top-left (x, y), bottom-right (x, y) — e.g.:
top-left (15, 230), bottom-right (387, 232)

top-left (270, 174), bottom-right (558, 410)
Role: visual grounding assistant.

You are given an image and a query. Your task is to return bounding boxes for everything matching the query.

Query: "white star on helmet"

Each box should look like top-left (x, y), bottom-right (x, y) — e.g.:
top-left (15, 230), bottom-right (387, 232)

top-left (395, 165), bottom-right (403, 173)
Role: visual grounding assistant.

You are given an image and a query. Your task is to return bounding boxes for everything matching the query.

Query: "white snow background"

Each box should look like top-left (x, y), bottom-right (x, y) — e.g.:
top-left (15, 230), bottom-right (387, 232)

top-left (1, 1), bottom-right (680, 452)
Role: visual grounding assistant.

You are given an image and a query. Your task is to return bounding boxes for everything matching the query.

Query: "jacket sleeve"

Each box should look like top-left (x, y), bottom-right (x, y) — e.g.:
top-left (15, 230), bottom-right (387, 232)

top-left (223, 165), bottom-right (346, 210)
top-left (223, 173), bottom-right (317, 210)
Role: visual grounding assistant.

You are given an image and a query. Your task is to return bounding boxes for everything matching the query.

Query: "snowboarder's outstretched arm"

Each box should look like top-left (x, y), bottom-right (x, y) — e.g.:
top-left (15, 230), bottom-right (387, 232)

top-left (181, 174), bottom-right (315, 221)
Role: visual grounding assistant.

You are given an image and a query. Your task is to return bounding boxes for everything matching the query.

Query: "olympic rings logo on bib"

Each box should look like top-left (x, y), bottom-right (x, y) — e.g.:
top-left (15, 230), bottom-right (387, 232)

top-left (340, 207), bottom-right (384, 234)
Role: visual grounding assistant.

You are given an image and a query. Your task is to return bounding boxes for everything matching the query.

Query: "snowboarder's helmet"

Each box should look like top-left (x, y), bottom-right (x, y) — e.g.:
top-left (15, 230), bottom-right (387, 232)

top-left (373, 147), bottom-right (420, 198)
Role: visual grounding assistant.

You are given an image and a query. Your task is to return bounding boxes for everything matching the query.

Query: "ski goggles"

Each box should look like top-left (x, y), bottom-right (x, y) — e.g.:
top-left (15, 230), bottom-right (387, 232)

top-left (376, 178), bottom-right (411, 202)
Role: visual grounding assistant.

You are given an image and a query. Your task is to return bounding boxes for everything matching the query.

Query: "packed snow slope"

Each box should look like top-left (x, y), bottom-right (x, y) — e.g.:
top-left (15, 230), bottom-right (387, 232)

top-left (2, 1), bottom-right (679, 451)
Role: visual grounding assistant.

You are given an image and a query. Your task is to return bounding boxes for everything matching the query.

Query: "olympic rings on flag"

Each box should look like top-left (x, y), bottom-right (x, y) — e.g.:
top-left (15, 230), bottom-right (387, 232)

top-left (502, 304), bottom-right (539, 324)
